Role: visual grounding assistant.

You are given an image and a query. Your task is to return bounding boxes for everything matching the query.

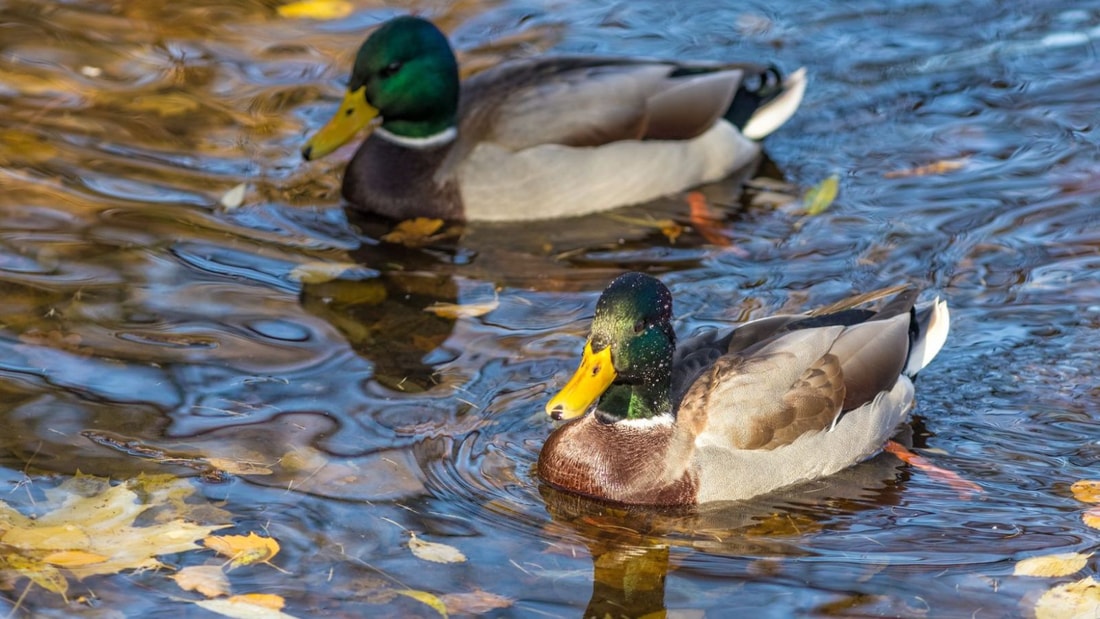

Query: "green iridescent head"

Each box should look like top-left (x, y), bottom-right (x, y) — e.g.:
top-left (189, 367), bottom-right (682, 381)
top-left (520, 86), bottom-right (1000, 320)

top-left (546, 273), bottom-right (677, 422)
top-left (302, 16), bottom-right (460, 160)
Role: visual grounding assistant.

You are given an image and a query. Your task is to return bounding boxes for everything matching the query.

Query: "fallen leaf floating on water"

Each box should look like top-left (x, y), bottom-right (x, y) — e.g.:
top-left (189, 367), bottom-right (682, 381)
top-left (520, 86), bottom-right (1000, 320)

top-left (1083, 506), bottom-right (1100, 530)
top-left (196, 593), bottom-right (299, 619)
top-left (1070, 479), bottom-right (1100, 503)
top-left (174, 564), bottom-right (231, 598)
top-left (381, 217), bottom-right (448, 247)
top-left (883, 158), bottom-right (967, 179)
top-left (0, 473), bottom-right (229, 598)
top-left (220, 183), bottom-right (247, 209)
top-left (424, 297), bottom-right (500, 319)
top-left (204, 532), bottom-right (280, 570)
top-left (408, 532), bottom-right (467, 564)
top-left (802, 174), bottom-right (839, 216)
top-left (440, 589), bottom-right (514, 615)
top-left (276, 0), bottom-right (353, 19)
top-left (1013, 552), bottom-right (1090, 578)
top-left (395, 589), bottom-right (449, 618)
top-left (1034, 576), bottom-right (1100, 619)
top-left (288, 261), bottom-right (362, 284)
top-left (203, 457), bottom-right (274, 477)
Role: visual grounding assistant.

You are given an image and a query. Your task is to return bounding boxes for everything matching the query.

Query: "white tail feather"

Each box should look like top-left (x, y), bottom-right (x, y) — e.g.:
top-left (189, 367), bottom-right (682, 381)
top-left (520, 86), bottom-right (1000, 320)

top-left (905, 297), bottom-right (950, 376)
top-left (741, 67), bottom-right (807, 140)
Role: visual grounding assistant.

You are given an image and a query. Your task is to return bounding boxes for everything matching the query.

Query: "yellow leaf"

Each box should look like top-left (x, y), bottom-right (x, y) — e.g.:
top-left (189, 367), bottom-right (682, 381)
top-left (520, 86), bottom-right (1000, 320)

top-left (0, 554), bottom-right (68, 596)
top-left (883, 158), bottom-right (967, 179)
top-left (3, 524), bottom-right (91, 550)
top-left (395, 589), bottom-right (449, 618)
top-left (288, 261), bottom-right (362, 284)
top-left (276, 0), bottom-right (353, 20)
top-left (424, 298), bottom-right (499, 319)
top-left (196, 594), bottom-right (300, 619)
top-left (204, 457), bottom-right (274, 476)
top-left (1071, 480), bottom-right (1100, 504)
top-left (41, 550), bottom-right (108, 568)
top-left (234, 593), bottom-right (286, 610)
top-left (220, 183), bottom-right (247, 209)
top-left (1035, 576), bottom-right (1100, 619)
top-left (0, 473), bottom-right (230, 594)
top-left (1083, 506), bottom-right (1100, 530)
top-left (1014, 552), bottom-right (1090, 578)
top-left (802, 174), bottom-right (839, 215)
top-left (174, 565), bottom-right (230, 598)
top-left (440, 589), bottom-right (514, 614)
top-left (381, 218), bottom-right (446, 248)
top-left (659, 220), bottom-right (683, 244)
top-left (408, 532), bottom-right (466, 564)
top-left (204, 532), bottom-right (280, 569)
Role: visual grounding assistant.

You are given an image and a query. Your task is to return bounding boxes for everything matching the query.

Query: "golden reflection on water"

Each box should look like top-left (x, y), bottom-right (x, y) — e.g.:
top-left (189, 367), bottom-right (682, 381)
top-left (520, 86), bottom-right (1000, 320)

top-left (0, 0), bottom-right (1099, 616)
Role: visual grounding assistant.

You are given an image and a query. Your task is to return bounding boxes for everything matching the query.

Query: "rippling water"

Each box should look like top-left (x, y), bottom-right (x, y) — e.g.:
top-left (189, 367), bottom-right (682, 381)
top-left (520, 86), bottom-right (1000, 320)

top-left (1, 0), bottom-right (1098, 616)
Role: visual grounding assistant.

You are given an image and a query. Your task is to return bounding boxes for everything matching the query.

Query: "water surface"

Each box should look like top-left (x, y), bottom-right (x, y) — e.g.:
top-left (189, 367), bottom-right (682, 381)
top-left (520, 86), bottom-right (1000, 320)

top-left (0, 0), bottom-right (1098, 616)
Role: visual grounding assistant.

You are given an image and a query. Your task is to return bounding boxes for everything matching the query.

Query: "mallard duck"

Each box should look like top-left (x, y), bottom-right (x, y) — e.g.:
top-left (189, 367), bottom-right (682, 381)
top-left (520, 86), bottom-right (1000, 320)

top-left (538, 273), bottom-right (950, 505)
top-left (301, 16), bottom-right (806, 222)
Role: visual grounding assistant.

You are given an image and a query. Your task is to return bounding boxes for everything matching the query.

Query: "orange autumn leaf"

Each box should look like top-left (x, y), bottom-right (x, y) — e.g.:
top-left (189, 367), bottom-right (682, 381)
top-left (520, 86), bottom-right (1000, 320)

top-left (204, 532), bottom-right (280, 569)
top-left (381, 218), bottom-right (446, 247)
top-left (232, 593), bottom-right (286, 610)
top-left (1071, 480), bottom-right (1100, 504)
top-left (1083, 507), bottom-right (1100, 530)
top-left (883, 158), bottom-right (967, 179)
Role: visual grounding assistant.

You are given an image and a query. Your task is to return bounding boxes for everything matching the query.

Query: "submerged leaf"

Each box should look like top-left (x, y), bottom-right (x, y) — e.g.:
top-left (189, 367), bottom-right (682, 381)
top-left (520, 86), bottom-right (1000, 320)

top-left (1035, 576), bottom-right (1100, 619)
top-left (288, 261), bottom-right (363, 284)
top-left (440, 589), bottom-right (514, 614)
top-left (395, 589), bottom-right (449, 617)
top-left (204, 532), bottom-right (280, 569)
top-left (424, 298), bottom-right (499, 319)
top-left (276, 0), bottom-right (353, 19)
top-left (802, 174), bottom-right (839, 215)
top-left (196, 594), bottom-right (299, 619)
top-left (1071, 480), bottom-right (1100, 504)
top-left (204, 457), bottom-right (273, 476)
top-left (408, 532), bottom-right (466, 564)
top-left (0, 554), bottom-right (68, 596)
top-left (883, 158), bottom-right (967, 178)
top-left (1014, 552), bottom-right (1090, 577)
top-left (174, 565), bottom-right (230, 598)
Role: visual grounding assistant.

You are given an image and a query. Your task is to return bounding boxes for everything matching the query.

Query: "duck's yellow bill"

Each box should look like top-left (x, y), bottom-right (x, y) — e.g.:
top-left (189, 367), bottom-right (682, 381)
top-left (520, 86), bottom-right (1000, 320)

top-left (301, 87), bottom-right (379, 161)
top-left (545, 343), bottom-right (616, 421)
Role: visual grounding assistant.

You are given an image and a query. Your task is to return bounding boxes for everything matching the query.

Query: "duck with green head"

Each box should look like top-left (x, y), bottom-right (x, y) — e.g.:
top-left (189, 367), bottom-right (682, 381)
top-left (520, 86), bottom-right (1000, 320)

top-left (537, 273), bottom-right (951, 505)
top-left (302, 16), bottom-right (806, 221)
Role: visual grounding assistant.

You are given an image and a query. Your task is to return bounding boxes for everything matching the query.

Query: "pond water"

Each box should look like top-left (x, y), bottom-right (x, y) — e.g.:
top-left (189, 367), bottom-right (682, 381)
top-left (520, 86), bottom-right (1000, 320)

top-left (1, 0), bottom-right (1098, 616)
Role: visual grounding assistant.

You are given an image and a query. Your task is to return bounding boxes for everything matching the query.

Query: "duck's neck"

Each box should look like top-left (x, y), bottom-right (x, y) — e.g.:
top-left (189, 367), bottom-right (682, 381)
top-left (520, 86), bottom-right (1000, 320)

top-left (597, 380), bottom-right (672, 423)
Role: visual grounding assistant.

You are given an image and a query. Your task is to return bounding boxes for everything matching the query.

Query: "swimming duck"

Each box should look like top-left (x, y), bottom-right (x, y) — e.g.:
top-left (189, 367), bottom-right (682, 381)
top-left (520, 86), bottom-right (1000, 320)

top-left (301, 16), bottom-right (806, 222)
top-left (538, 273), bottom-right (950, 505)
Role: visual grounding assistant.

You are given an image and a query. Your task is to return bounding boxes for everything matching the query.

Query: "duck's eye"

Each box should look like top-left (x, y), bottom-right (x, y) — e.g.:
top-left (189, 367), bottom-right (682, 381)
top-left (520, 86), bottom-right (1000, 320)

top-left (379, 61), bottom-right (403, 79)
top-left (634, 319), bottom-right (647, 333)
